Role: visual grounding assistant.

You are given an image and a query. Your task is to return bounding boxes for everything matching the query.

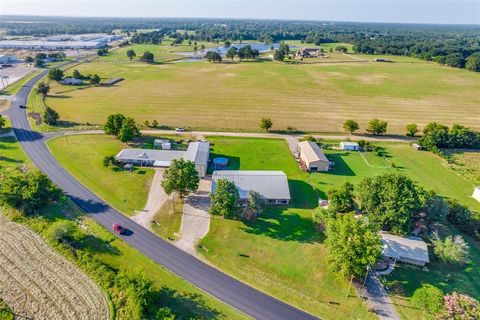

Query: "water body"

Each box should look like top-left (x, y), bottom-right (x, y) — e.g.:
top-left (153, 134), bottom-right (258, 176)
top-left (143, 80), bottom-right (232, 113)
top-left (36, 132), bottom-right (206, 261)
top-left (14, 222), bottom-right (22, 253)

top-left (209, 42), bottom-right (286, 55)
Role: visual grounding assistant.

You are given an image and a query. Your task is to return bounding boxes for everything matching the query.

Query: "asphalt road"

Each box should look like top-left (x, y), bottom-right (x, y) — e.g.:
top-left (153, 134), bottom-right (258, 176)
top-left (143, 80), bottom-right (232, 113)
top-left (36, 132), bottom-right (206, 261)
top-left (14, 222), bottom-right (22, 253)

top-left (7, 70), bottom-right (319, 320)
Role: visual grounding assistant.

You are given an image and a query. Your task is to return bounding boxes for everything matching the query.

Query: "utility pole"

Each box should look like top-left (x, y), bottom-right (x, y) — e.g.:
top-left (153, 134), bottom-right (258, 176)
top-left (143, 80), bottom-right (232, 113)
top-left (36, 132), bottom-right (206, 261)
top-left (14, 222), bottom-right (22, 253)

top-left (346, 274), bottom-right (353, 298)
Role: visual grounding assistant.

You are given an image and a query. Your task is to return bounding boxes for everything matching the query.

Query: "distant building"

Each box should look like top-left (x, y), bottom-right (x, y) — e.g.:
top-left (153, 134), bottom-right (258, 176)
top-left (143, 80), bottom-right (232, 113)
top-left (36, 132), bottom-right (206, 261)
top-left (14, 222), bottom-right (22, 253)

top-left (374, 58), bottom-right (393, 62)
top-left (0, 40), bottom-right (105, 50)
top-left (211, 170), bottom-right (291, 205)
top-left (0, 55), bottom-right (17, 64)
top-left (340, 142), bottom-right (360, 151)
top-left (296, 47), bottom-right (322, 58)
top-left (298, 141), bottom-right (330, 172)
top-left (473, 187), bottom-right (480, 203)
top-left (381, 232), bottom-right (430, 267)
top-left (60, 78), bottom-right (83, 85)
top-left (153, 139), bottom-right (171, 150)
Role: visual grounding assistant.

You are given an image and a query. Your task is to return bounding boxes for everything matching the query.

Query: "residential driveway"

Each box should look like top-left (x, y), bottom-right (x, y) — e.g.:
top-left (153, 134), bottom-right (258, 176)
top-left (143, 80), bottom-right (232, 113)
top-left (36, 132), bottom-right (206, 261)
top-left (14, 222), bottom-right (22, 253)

top-left (175, 179), bottom-right (212, 256)
top-left (131, 168), bottom-right (168, 230)
top-left (358, 273), bottom-right (400, 320)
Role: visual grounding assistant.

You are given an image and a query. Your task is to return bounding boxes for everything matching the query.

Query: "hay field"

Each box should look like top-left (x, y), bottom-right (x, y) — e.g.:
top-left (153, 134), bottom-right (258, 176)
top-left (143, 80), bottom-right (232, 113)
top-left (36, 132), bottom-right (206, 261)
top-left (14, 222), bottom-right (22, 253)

top-left (46, 46), bottom-right (480, 134)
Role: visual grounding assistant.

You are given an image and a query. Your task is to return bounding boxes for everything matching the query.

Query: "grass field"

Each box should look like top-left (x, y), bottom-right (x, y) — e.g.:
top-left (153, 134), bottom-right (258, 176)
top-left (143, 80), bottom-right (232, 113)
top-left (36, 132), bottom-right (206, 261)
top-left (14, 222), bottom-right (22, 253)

top-left (151, 199), bottom-right (183, 240)
top-left (444, 149), bottom-right (480, 185)
top-left (43, 43), bottom-right (480, 134)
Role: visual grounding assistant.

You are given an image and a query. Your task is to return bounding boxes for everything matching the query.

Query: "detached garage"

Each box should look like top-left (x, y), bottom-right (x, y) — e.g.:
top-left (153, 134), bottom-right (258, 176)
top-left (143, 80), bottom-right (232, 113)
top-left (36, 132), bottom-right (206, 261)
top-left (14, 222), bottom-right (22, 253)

top-left (298, 141), bottom-right (330, 172)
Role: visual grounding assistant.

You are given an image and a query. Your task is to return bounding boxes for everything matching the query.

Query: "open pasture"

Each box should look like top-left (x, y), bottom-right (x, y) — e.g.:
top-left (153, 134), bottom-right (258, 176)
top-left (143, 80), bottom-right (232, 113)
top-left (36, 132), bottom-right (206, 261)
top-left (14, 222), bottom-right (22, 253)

top-left (45, 48), bottom-right (480, 134)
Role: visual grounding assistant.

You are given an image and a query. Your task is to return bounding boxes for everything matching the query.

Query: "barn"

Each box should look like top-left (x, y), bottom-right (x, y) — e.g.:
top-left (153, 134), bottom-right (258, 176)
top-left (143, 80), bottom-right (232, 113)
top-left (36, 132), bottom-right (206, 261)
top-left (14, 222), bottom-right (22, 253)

top-left (298, 141), bottom-right (329, 172)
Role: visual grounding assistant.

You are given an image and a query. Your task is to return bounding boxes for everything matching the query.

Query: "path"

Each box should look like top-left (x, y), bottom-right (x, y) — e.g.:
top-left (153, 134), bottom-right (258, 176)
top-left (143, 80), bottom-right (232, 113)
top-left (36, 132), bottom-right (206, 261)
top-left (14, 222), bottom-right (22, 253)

top-left (131, 169), bottom-right (168, 230)
top-left (358, 273), bottom-right (400, 320)
top-left (175, 179), bottom-right (212, 256)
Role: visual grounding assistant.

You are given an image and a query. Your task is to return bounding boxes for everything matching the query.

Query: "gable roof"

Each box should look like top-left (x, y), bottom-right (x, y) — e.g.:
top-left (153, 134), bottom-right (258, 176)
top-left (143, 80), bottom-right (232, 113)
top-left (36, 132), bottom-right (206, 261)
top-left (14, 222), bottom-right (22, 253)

top-left (381, 232), bottom-right (430, 264)
top-left (184, 141), bottom-right (210, 166)
top-left (298, 141), bottom-right (329, 163)
top-left (212, 170), bottom-right (291, 200)
top-left (115, 149), bottom-right (185, 162)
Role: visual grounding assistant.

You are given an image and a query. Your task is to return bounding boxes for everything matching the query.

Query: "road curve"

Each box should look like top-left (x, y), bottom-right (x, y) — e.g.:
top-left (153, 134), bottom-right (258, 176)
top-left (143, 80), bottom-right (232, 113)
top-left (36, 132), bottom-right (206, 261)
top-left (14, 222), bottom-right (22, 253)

top-left (7, 71), bottom-right (319, 320)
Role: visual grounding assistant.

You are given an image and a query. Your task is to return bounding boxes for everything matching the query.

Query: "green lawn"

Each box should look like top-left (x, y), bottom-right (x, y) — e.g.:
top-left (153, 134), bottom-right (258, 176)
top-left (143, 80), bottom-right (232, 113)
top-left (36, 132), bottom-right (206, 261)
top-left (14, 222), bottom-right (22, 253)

top-left (42, 42), bottom-right (480, 134)
top-left (151, 199), bottom-right (183, 240)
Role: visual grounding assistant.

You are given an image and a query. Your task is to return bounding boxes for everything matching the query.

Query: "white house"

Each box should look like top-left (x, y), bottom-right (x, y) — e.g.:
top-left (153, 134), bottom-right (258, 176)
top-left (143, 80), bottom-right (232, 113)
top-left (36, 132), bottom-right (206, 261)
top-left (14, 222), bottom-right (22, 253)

top-left (340, 142), bottom-right (360, 151)
top-left (473, 186), bottom-right (480, 203)
top-left (381, 232), bottom-right (430, 267)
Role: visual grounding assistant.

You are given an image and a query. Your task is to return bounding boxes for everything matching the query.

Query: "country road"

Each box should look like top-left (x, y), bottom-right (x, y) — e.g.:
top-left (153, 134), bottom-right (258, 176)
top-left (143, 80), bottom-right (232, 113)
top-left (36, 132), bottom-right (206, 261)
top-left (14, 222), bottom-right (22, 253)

top-left (5, 70), bottom-right (320, 320)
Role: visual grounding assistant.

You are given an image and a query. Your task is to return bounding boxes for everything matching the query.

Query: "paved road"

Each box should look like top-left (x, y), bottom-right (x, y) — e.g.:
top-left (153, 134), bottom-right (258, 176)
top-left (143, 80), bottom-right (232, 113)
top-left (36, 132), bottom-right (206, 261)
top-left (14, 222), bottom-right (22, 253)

top-left (7, 71), bottom-right (319, 320)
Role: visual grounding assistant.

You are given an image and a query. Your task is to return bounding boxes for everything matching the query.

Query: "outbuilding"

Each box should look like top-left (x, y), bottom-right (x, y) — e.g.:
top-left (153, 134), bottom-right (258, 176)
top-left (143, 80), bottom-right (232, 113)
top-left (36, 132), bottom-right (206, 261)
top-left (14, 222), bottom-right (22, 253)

top-left (340, 142), bottom-right (360, 151)
top-left (211, 170), bottom-right (291, 205)
top-left (298, 141), bottom-right (330, 172)
top-left (473, 187), bottom-right (480, 203)
top-left (381, 232), bottom-right (430, 267)
top-left (60, 78), bottom-right (83, 85)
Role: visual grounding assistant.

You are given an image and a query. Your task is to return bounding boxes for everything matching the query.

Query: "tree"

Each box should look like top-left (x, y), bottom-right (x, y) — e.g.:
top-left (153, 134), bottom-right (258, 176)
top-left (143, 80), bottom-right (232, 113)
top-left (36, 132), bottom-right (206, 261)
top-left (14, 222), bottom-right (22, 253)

top-left (343, 119), bottom-right (359, 134)
top-left (432, 233), bottom-right (470, 265)
top-left (36, 81), bottom-right (50, 97)
top-left (103, 155), bottom-right (117, 168)
top-left (423, 122), bottom-right (449, 135)
top-left (425, 195), bottom-right (449, 224)
top-left (466, 52), bottom-right (480, 72)
top-left (118, 117), bottom-right (141, 142)
top-left (273, 50), bottom-right (285, 61)
top-left (34, 58), bottom-right (45, 68)
top-left (126, 49), bottom-right (136, 60)
top-left (151, 120), bottom-right (159, 128)
top-left (411, 284), bottom-right (444, 315)
top-left (326, 213), bottom-right (382, 279)
top-left (90, 74), bottom-right (101, 85)
top-left (161, 158), bottom-right (200, 198)
top-left (139, 51), bottom-right (154, 63)
top-left (0, 115), bottom-right (5, 129)
top-left (327, 182), bottom-right (355, 213)
top-left (47, 221), bottom-right (78, 244)
top-left (104, 114), bottom-right (126, 136)
top-left (204, 51), bottom-right (222, 63)
top-left (226, 47), bottom-right (237, 61)
top-left (357, 173), bottom-right (428, 235)
top-left (97, 48), bottom-right (108, 56)
top-left (72, 69), bottom-right (82, 79)
top-left (43, 106), bottom-right (59, 125)
top-left (439, 292), bottom-right (480, 320)
top-left (144, 120), bottom-right (149, 127)
top-left (406, 123), bottom-right (419, 137)
top-left (335, 46), bottom-right (348, 53)
top-left (210, 179), bottom-right (239, 217)
top-left (224, 40), bottom-right (231, 48)
top-left (259, 117), bottom-right (273, 132)
top-left (0, 167), bottom-right (62, 215)
top-left (367, 118), bottom-right (388, 135)
top-left (25, 56), bottom-right (34, 63)
top-left (48, 68), bottom-right (64, 81)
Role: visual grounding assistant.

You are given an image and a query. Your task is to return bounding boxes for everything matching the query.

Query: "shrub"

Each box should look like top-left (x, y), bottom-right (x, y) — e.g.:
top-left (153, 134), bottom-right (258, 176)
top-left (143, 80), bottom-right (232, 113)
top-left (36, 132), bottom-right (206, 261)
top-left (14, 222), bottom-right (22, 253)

top-left (47, 220), bottom-right (79, 244)
top-left (411, 284), bottom-right (444, 315)
top-left (432, 233), bottom-right (470, 265)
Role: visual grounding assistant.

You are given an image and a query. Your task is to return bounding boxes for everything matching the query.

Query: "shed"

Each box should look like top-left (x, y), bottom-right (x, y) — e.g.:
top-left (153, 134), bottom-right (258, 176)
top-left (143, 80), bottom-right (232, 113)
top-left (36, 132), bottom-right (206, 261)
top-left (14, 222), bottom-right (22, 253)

top-left (154, 139), bottom-right (171, 149)
top-left (340, 142), bottom-right (359, 151)
top-left (60, 77), bottom-right (83, 85)
top-left (212, 170), bottom-right (290, 205)
top-left (381, 232), bottom-right (430, 266)
top-left (298, 141), bottom-right (329, 172)
top-left (473, 187), bottom-right (480, 203)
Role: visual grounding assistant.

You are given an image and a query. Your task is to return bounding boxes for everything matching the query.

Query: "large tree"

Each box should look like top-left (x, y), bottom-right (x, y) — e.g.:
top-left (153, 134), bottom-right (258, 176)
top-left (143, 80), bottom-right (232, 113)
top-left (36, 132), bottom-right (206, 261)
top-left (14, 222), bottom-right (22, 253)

top-left (326, 213), bottom-right (382, 279)
top-left (90, 74), bottom-right (101, 85)
top-left (327, 182), bottom-right (355, 213)
top-left (357, 173), bottom-right (428, 235)
top-left (204, 51), bottom-right (222, 63)
top-left (342, 119), bottom-right (359, 134)
top-left (43, 106), bottom-right (59, 125)
top-left (226, 47), bottom-right (237, 61)
top-left (161, 158), bottom-right (200, 198)
top-left (405, 123), bottom-right (419, 137)
top-left (118, 117), bottom-right (140, 142)
top-left (273, 50), bottom-right (285, 61)
top-left (466, 52), bottom-right (480, 72)
top-left (139, 51), bottom-right (154, 63)
top-left (259, 117), bottom-right (273, 132)
top-left (210, 179), bottom-right (238, 217)
top-left (126, 49), bottom-right (136, 60)
top-left (48, 68), bottom-right (64, 81)
top-left (36, 81), bottom-right (50, 97)
top-left (367, 118), bottom-right (388, 135)
top-left (104, 114), bottom-right (126, 136)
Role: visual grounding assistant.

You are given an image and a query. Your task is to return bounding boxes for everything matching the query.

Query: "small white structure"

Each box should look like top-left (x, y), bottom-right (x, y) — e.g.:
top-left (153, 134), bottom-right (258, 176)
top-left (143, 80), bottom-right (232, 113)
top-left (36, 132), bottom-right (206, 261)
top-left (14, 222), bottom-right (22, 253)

top-left (153, 139), bottom-right (171, 150)
top-left (60, 78), bottom-right (83, 85)
top-left (340, 142), bottom-right (360, 151)
top-left (298, 141), bottom-right (330, 172)
top-left (212, 170), bottom-right (291, 205)
top-left (381, 232), bottom-right (430, 267)
top-left (473, 187), bottom-right (480, 203)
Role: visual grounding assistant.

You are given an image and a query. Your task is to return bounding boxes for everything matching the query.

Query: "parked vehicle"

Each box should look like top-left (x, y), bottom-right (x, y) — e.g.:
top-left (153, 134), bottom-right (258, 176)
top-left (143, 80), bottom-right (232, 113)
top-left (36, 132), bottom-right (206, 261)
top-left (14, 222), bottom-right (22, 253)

top-left (112, 223), bottom-right (125, 234)
top-left (175, 127), bottom-right (185, 132)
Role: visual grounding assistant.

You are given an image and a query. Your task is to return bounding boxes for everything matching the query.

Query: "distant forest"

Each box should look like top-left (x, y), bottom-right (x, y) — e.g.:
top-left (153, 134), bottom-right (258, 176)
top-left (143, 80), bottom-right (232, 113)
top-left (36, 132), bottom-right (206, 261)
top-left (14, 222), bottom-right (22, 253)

top-left (1, 16), bottom-right (479, 71)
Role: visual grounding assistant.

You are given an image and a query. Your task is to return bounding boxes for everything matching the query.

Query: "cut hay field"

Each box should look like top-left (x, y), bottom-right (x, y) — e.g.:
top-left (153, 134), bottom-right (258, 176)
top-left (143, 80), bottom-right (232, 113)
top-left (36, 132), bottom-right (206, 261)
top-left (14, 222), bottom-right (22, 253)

top-left (44, 43), bottom-right (480, 134)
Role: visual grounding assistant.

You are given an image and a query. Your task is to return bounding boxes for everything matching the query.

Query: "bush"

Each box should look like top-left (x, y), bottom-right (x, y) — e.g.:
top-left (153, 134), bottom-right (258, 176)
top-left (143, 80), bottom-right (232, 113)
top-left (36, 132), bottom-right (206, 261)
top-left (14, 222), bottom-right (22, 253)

top-left (103, 155), bottom-right (117, 168)
top-left (411, 284), bottom-right (444, 315)
top-left (432, 233), bottom-right (470, 265)
top-left (447, 201), bottom-right (480, 241)
top-left (47, 220), bottom-right (79, 244)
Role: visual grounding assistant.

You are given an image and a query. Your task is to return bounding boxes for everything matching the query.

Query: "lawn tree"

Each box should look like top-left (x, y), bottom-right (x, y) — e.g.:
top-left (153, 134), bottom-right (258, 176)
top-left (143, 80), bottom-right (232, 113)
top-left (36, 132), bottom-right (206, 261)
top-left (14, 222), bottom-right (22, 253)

top-left (411, 284), bottom-right (444, 316)
top-left (48, 68), bottom-right (64, 81)
top-left (327, 182), bottom-right (355, 213)
top-left (0, 115), bottom-right (6, 129)
top-left (90, 74), bottom-right (101, 85)
top-left (226, 47), bottom-right (237, 61)
top-left (140, 51), bottom-right (154, 63)
top-left (342, 119), bottom-right (359, 134)
top-left (72, 69), bottom-right (82, 79)
top-left (367, 118), bottom-right (388, 135)
top-left (118, 117), bottom-right (141, 142)
top-left (34, 58), bottom-right (45, 68)
top-left (0, 166), bottom-right (62, 215)
top-left (440, 292), bottom-right (480, 319)
top-left (36, 81), bottom-right (50, 97)
top-left (204, 51), bottom-right (222, 63)
top-left (126, 49), bottom-right (136, 60)
top-left (273, 50), bottom-right (285, 61)
top-left (335, 46), bottom-right (348, 53)
top-left (432, 233), bottom-right (470, 265)
top-left (151, 119), bottom-right (159, 128)
top-left (357, 173), bottom-right (428, 235)
top-left (241, 190), bottom-right (266, 220)
top-left (104, 113), bottom-right (126, 136)
top-left (144, 120), bottom-right (149, 127)
top-left (259, 117), bottom-right (273, 132)
top-left (161, 159), bottom-right (200, 205)
top-left (326, 213), bottom-right (382, 279)
top-left (406, 123), bottom-right (419, 137)
top-left (43, 106), bottom-right (59, 125)
top-left (210, 179), bottom-right (239, 218)
top-left (224, 40), bottom-right (231, 48)
top-left (97, 48), bottom-right (108, 56)
top-left (466, 52), bottom-right (480, 72)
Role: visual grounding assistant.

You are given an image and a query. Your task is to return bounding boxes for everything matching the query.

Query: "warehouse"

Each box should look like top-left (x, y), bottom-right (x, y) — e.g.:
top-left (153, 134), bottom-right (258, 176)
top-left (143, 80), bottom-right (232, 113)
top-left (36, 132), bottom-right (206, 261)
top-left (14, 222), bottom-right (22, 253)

top-left (0, 40), bottom-right (105, 50)
top-left (211, 170), bottom-right (291, 205)
top-left (298, 141), bottom-right (330, 172)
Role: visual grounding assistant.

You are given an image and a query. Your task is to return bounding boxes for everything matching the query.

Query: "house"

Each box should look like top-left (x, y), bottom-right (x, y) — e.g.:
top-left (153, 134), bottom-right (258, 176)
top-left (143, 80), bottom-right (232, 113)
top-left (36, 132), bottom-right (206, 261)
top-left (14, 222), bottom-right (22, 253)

top-left (211, 170), bottom-right (291, 205)
top-left (340, 142), bottom-right (359, 151)
top-left (298, 141), bottom-right (330, 172)
top-left (381, 232), bottom-right (430, 267)
top-left (115, 141), bottom-right (209, 177)
top-left (60, 78), bottom-right (83, 85)
top-left (473, 187), bottom-right (480, 203)
top-left (296, 47), bottom-right (322, 58)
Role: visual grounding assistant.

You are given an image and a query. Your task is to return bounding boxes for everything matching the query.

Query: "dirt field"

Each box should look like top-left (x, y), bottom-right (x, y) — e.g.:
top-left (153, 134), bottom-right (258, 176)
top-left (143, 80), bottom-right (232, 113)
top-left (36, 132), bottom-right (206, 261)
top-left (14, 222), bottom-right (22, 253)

top-left (0, 215), bottom-right (109, 320)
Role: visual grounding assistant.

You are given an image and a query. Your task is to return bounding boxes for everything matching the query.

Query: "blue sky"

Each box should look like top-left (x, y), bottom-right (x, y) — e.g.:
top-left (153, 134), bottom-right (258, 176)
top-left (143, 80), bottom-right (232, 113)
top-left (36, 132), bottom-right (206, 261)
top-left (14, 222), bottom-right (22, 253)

top-left (1, 1), bottom-right (479, 25)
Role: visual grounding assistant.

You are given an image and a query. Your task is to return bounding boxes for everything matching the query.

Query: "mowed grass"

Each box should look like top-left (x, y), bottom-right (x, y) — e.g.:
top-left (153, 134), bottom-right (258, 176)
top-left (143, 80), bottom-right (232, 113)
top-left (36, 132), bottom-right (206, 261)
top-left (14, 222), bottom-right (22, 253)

top-left (151, 199), bottom-right (183, 240)
top-left (45, 45), bottom-right (480, 134)
top-left (47, 134), bottom-right (154, 216)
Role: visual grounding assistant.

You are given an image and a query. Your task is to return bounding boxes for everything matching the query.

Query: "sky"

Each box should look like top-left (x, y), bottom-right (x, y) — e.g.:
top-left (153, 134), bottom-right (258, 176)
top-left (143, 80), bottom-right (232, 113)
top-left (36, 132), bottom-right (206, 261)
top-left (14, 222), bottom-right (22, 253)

top-left (0, 0), bottom-right (479, 25)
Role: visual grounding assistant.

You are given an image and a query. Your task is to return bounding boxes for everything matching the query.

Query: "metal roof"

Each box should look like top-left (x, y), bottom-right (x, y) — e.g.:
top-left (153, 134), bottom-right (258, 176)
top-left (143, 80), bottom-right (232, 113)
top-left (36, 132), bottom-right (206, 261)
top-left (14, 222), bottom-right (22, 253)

top-left (115, 149), bottom-right (185, 162)
top-left (184, 141), bottom-right (210, 167)
top-left (298, 141), bottom-right (329, 163)
top-left (340, 142), bottom-right (359, 146)
top-left (381, 232), bottom-right (430, 263)
top-left (212, 170), bottom-right (291, 200)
